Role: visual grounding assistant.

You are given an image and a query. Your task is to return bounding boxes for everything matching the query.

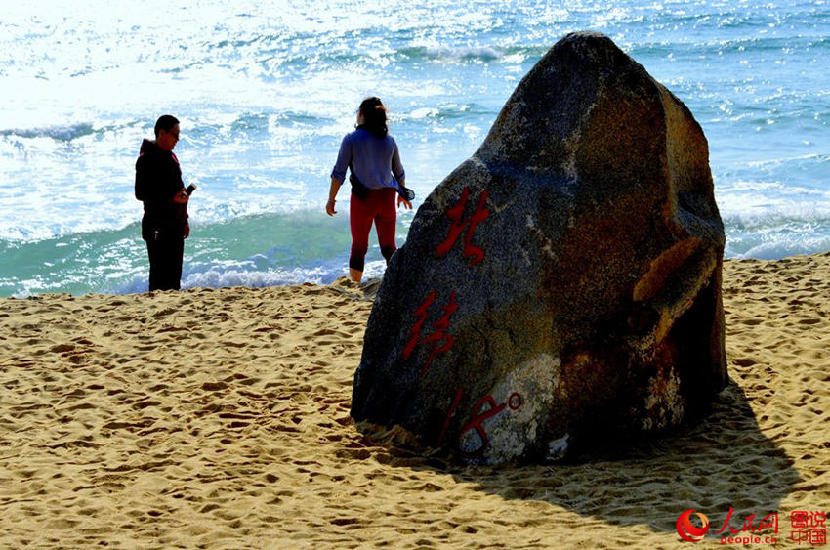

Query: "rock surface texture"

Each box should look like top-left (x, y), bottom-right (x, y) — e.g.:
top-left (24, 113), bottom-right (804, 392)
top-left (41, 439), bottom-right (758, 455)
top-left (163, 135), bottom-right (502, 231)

top-left (351, 31), bottom-right (727, 464)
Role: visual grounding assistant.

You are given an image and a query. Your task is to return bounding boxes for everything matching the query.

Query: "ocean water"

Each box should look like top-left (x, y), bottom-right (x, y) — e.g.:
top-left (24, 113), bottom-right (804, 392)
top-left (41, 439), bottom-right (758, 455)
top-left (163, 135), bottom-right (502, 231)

top-left (0, 0), bottom-right (827, 297)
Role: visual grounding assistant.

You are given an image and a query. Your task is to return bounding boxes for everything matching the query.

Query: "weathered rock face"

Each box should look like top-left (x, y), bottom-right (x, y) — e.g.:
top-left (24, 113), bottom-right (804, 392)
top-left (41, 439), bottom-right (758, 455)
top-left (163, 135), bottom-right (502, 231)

top-left (351, 31), bottom-right (727, 464)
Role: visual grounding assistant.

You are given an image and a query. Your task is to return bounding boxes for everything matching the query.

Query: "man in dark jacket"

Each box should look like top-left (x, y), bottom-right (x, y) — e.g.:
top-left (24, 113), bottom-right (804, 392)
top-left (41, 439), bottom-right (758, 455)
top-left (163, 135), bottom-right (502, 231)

top-left (135, 115), bottom-right (190, 291)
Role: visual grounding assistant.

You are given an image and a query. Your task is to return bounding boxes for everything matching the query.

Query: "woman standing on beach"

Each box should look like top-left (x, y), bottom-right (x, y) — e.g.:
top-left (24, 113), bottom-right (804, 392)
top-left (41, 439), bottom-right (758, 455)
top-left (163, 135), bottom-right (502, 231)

top-left (327, 97), bottom-right (413, 282)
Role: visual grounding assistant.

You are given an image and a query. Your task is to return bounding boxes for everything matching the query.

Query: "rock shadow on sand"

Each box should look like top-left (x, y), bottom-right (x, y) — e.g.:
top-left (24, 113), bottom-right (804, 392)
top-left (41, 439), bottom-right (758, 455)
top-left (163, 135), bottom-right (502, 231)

top-left (379, 377), bottom-right (800, 542)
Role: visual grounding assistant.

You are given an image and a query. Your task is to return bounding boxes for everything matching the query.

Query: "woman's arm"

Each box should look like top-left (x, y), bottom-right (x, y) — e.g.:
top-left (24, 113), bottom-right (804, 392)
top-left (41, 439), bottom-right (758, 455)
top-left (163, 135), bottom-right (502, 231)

top-left (326, 177), bottom-right (342, 216)
top-left (331, 135), bottom-right (352, 184)
top-left (328, 134), bottom-right (352, 216)
top-left (391, 141), bottom-right (405, 185)
top-left (391, 141), bottom-right (411, 209)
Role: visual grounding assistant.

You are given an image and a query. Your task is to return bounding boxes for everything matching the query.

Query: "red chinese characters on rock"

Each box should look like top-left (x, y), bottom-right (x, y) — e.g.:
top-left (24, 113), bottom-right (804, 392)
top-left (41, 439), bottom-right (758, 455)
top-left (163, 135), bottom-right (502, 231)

top-left (402, 290), bottom-right (458, 374)
top-left (402, 187), bottom-right (490, 375)
top-left (435, 187), bottom-right (490, 266)
top-left (401, 186), bottom-right (500, 458)
top-left (437, 387), bottom-right (522, 457)
top-left (436, 388), bottom-right (465, 446)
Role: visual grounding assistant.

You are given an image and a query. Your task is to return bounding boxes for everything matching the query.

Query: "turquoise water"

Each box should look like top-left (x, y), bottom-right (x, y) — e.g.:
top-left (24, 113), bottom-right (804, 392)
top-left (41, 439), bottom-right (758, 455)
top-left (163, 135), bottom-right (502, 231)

top-left (0, 1), bottom-right (827, 296)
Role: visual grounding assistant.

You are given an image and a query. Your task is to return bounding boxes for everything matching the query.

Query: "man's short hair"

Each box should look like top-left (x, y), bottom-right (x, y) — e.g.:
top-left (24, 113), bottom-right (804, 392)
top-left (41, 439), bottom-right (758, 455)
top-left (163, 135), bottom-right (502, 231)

top-left (154, 115), bottom-right (180, 138)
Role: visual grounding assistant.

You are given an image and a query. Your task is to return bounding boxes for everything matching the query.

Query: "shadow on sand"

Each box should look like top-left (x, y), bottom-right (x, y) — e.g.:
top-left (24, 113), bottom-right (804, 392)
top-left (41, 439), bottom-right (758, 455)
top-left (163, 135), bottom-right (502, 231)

top-left (384, 377), bottom-right (801, 541)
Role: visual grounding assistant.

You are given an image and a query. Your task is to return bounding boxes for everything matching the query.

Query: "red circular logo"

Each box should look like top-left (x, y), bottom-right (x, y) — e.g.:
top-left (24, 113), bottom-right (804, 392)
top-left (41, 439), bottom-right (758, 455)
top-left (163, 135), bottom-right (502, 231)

top-left (676, 509), bottom-right (710, 542)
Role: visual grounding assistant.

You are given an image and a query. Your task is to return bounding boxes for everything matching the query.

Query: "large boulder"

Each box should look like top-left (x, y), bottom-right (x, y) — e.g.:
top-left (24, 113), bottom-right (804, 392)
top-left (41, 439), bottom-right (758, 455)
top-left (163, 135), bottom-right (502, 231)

top-left (351, 31), bottom-right (727, 464)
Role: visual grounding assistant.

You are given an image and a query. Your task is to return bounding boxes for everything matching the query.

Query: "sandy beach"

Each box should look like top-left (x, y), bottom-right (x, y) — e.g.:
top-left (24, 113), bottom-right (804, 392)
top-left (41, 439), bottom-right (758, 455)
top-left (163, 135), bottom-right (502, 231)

top-left (0, 253), bottom-right (827, 549)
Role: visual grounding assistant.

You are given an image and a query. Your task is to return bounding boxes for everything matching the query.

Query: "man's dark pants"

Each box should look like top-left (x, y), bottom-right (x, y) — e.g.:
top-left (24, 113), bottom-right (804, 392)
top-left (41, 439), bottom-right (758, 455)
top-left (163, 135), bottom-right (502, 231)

top-left (146, 235), bottom-right (184, 291)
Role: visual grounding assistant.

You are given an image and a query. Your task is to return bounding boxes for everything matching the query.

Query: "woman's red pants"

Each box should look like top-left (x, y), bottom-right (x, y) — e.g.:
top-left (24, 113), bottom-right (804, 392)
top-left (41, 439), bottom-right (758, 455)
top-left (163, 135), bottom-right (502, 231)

top-left (350, 188), bottom-right (397, 272)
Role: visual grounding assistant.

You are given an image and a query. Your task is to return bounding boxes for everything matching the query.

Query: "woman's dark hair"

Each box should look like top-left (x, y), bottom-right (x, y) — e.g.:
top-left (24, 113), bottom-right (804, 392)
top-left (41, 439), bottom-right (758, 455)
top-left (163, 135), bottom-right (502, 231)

top-left (357, 97), bottom-right (388, 138)
top-left (154, 114), bottom-right (180, 138)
